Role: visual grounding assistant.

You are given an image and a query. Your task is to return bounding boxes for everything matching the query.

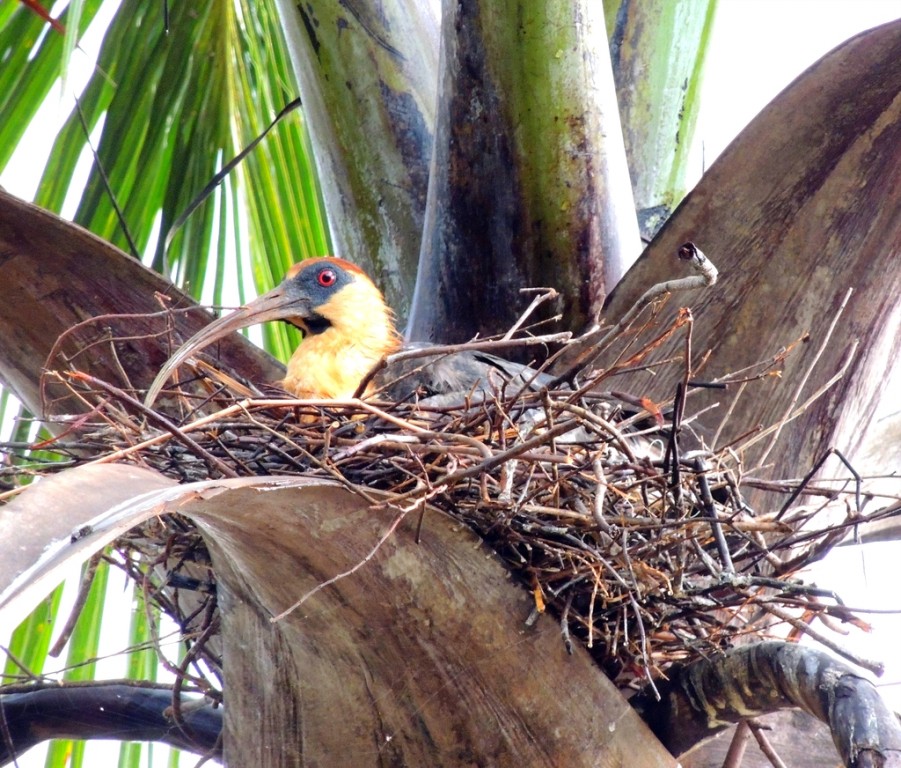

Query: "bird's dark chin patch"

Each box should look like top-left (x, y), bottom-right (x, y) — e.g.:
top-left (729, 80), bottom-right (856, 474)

top-left (302, 313), bottom-right (332, 335)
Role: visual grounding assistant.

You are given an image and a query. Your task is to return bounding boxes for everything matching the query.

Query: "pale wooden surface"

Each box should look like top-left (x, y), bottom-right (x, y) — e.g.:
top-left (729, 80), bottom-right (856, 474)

top-left (191, 482), bottom-right (676, 768)
top-left (603, 21), bottom-right (901, 507)
top-left (0, 189), bottom-right (285, 417)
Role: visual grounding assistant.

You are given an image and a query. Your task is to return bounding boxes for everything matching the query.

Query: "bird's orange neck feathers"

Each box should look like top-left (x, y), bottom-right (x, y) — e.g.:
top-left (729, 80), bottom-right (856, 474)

top-left (281, 272), bottom-right (402, 399)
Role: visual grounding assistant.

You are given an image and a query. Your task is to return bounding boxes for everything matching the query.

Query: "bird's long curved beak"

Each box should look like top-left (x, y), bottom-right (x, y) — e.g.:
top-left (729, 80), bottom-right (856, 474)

top-left (144, 285), bottom-right (308, 407)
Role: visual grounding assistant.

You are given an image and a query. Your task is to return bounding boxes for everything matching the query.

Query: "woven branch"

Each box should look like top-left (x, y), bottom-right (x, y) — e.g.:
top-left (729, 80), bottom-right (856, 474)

top-left (2, 302), bottom-right (895, 694)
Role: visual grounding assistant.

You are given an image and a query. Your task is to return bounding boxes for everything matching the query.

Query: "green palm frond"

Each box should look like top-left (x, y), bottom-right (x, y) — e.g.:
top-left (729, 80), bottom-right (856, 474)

top-left (0, 0), bottom-right (105, 171)
top-left (44, 557), bottom-right (110, 767)
top-left (2, 0), bottom-right (329, 358)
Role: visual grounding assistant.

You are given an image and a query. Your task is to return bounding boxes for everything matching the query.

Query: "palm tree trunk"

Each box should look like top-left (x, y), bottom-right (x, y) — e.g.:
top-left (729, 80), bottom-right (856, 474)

top-left (408, 0), bottom-right (640, 345)
top-left (274, 0), bottom-right (439, 319)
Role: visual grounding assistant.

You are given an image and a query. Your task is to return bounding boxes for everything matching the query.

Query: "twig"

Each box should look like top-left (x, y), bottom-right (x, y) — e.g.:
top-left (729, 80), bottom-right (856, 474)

top-left (560, 592), bottom-right (574, 655)
top-left (551, 401), bottom-right (637, 461)
top-left (747, 718), bottom-right (789, 768)
top-left (756, 287), bottom-right (854, 468)
top-left (775, 448), bottom-right (862, 522)
top-left (600, 242), bottom-right (718, 349)
top-left (553, 242), bottom-right (718, 382)
top-left (68, 372), bottom-right (238, 478)
top-left (712, 380), bottom-right (747, 449)
top-left (759, 602), bottom-right (884, 675)
top-left (723, 720), bottom-right (752, 768)
top-left (48, 553), bottom-right (103, 658)
top-left (739, 338), bottom-right (860, 458)
top-left (592, 456), bottom-right (610, 529)
top-left (695, 458), bottom-right (734, 573)
top-left (502, 288), bottom-right (560, 340)
top-left (386, 332), bottom-right (572, 364)
top-left (171, 596), bottom-right (220, 742)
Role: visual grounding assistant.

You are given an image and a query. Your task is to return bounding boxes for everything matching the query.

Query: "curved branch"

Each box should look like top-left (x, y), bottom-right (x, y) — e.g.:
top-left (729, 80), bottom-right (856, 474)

top-left (632, 641), bottom-right (901, 767)
top-left (0, 684), bottom-right (222, 765)
top-left (0, 188), bottom-right (285, 419)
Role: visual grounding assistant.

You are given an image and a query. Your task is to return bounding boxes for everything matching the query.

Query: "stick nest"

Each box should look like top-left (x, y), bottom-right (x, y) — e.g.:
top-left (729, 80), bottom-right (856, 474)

top-left (4, 299), bottom-right (885, 692)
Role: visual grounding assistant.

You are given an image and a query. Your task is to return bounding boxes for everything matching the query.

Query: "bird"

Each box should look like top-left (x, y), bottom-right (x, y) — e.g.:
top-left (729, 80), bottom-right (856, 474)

top-left (144, 257), bottom-right (554, 408)
top-left (143, 257), bottom-right (682, 461)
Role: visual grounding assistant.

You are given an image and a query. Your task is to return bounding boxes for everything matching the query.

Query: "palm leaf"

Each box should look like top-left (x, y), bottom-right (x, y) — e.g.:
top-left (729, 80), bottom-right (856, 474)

top-left (4, 0), bottom-right (329, 364)
top-left (0, 468), bottom-right (670, 767)
top-left (0, 0), bottom-right (104, 171)
top-left (603, 18), bottom-right (901, 499)
top-left (2, 2), bottom-right (899, 765)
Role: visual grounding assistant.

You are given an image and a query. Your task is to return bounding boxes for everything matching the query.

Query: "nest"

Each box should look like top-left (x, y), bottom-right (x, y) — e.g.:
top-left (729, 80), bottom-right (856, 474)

top-left (2, 296), bottom-right (886, 695)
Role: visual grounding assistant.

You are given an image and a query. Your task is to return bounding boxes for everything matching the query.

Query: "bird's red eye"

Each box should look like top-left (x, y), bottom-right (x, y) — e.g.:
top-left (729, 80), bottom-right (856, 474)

top-left (318, 268), bottom-right (338, 287)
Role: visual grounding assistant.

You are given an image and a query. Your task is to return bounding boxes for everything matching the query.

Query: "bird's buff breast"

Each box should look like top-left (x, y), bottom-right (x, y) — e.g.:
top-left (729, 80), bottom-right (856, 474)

top-left (281, 332), bottom-right (382, 400)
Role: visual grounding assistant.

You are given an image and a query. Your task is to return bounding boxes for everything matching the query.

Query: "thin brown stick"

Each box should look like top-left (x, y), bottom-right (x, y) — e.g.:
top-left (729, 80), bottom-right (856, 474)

top-left (48, 553), bottom-right (103, 658)
top-left (756, 287), bottom-right (854, 468)
top-left (68, 372), bottom-right (238, 478)
top-left (722, 721), bottom-right (752, 768)
top-left (747, 719), bottom-right (789, 768)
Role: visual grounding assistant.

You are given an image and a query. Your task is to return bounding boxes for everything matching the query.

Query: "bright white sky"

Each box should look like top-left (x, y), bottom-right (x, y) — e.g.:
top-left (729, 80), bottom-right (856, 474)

top-left (690, 0), bottom-right (901, 183)
top-left (2, 1), bottom-right (900, 765)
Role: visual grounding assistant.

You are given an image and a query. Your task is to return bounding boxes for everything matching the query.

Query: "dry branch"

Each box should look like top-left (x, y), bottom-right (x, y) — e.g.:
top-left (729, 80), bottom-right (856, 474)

top-left (0, 684), bottom-right (221, 764)
top-left (3, 298), bottom-right (896, 694)
top-left (632, 642), bottom-right (901, 766)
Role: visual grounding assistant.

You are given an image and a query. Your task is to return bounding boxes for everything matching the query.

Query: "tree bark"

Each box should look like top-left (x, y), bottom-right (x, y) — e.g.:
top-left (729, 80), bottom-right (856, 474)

top-left (407, 0), bottom-right (640, 347)
top-left (197, 482), bottom-right (672, 767)
top-left (632, 642), bottom-right (901, 768)
top-left (274, 0), bottom-right (439, 319)
top-left (0, 684), bottom-right (222, 765)
top-left (605, 0), bottom-right (717, 238)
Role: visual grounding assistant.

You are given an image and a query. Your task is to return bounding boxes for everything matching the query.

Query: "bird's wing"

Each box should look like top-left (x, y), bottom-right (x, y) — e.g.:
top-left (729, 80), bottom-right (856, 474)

top-left (372, 343), bottom-right (555, 405)
top-left (371, 343), bottom-right (680, 456)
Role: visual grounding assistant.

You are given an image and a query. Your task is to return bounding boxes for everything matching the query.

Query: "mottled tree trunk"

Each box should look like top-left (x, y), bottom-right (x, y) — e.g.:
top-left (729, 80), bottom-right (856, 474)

top-left (407, 0), bottom-right (640, 347)
top-left (633, 642), bottom-right (901, 767)
top-left (605, 0), bottom-right (718, 239)
top-left (274, 0), bottom-right (439, 319)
